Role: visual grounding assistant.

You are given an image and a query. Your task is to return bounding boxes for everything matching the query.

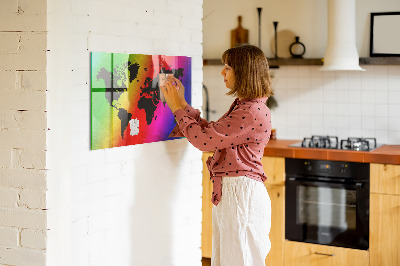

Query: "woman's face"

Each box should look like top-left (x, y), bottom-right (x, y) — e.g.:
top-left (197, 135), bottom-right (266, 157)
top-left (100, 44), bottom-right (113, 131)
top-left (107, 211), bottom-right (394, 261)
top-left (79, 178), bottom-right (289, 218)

top-left (220, 64), bottom-right (235, 89)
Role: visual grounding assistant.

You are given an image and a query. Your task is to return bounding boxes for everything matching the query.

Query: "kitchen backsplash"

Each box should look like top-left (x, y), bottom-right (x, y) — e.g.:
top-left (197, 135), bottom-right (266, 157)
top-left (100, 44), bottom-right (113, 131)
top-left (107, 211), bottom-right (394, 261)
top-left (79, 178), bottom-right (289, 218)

top-left (203, 65), bottom-right (400, 144)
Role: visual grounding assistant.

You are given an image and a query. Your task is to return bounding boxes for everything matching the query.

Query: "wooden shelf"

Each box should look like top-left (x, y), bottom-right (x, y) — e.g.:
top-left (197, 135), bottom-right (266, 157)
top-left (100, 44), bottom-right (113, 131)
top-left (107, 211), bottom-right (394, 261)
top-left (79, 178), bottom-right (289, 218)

top-left (359, 57), bottom-right (400, 65)
top-left (268, 58), bottom-right (322, 67)
top-left (202, 59), bottom-right (222, 65)
top-left (203, 57), bottom-right (400, 67)
top-left (203, 58), bottom-right (323, 67)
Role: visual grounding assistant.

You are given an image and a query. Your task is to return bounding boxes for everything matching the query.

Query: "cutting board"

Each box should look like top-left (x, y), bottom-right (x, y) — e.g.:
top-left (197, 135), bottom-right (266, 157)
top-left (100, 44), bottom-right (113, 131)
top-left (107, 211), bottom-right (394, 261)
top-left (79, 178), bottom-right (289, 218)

top-left (231, 16), bottom-right (249, 48)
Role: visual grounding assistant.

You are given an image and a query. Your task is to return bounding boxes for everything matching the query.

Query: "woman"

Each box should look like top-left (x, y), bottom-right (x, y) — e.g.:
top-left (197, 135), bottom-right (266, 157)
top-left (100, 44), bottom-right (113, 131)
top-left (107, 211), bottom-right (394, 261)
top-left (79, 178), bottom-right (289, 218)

top-left (162, 44), bottom-right (273, 266)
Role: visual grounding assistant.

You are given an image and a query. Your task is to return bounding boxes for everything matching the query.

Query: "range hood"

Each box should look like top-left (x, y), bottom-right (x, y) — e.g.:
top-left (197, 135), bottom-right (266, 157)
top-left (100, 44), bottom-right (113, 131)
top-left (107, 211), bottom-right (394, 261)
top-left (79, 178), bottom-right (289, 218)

top-left (320, 0), bottom-right (365, 71)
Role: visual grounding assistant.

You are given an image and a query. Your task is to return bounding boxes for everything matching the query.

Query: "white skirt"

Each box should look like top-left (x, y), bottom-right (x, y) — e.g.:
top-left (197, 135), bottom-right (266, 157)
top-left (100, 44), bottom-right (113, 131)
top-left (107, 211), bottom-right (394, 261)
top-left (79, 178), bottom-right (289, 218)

top-left (212, 176), bottom-right (271, 266)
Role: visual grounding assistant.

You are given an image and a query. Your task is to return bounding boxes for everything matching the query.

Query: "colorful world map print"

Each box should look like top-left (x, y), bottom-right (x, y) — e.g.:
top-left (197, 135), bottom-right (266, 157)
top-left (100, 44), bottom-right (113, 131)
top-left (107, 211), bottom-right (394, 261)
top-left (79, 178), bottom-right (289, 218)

top-left (91, 52), bottom-right (191, 150)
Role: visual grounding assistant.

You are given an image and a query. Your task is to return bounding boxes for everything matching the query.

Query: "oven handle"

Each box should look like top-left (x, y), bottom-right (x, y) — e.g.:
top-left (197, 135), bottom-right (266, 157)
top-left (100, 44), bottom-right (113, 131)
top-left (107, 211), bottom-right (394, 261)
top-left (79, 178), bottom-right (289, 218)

top-left (286, 177), bottom-right (364, 189)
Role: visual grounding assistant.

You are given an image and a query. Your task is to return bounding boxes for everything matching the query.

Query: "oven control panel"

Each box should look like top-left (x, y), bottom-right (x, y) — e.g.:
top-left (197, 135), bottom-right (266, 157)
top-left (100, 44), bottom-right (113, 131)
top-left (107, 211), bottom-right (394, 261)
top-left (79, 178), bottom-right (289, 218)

top-left (318, 162), bottom-right (332, 173)
top-left (286, 158), bottom-right (369, 180)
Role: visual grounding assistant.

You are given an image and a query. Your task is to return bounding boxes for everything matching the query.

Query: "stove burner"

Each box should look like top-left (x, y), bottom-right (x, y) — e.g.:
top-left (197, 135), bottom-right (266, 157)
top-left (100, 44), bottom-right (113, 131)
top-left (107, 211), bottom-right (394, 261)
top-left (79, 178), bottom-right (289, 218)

top-left (301, 135), bottom-right (339, 149)
top-left (295, 136), bottom-right (378, 151)
top-left (340, 137), bottom-right (377, 151)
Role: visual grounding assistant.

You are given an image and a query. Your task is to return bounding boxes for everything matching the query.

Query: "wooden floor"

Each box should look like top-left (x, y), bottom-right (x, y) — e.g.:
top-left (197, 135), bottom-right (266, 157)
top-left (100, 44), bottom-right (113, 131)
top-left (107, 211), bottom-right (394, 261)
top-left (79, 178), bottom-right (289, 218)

top-left (202, 257), bottom-right (211, 266)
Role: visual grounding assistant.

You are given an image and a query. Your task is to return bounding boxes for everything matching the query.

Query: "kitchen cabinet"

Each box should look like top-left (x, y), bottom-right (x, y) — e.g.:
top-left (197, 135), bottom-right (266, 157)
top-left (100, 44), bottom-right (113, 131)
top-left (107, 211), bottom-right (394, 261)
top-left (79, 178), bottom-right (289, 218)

top-left (201, 154), bottom-right (286, 266)
top-left (260, 141), bottom-right (400, 266)
top-left (264, 184), bottom-right (284, 266)
top-left (201, 152), bottom-right (213, 258)
top-left (284, 241), bottom-right (369, 266)
top-left (370, 163), bottom-right (400, 266)
top-left (370, 163), bottom-right (400, 195)
top-left (261, 156), bottom-right (285, 266)
top-left (370, 193), bottom-right (400, 266)
top-left (261, 156), bottom-right (285, 186)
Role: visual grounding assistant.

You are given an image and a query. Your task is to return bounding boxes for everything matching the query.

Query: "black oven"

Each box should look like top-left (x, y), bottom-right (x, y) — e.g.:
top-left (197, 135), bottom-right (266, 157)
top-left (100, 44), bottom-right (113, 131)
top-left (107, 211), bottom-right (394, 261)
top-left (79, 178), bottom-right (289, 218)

top-left (285, 158), bottom-right (369, 250)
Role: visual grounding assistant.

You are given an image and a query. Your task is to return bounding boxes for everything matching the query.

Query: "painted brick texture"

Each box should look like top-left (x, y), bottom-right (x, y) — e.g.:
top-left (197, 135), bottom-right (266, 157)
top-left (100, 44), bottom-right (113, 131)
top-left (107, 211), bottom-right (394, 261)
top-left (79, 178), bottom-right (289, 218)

top-left (46, 0), bottom-right (203, 266)
top-left (2, 0), bottom-right (203, 265)
top-left (0, 0), bottom-right (48, 265)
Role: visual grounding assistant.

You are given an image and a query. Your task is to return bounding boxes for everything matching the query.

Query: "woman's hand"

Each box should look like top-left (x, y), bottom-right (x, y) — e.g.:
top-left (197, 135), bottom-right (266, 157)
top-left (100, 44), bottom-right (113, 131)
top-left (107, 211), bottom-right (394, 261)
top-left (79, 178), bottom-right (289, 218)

top-left (161, 76), bottom-right (187, 113)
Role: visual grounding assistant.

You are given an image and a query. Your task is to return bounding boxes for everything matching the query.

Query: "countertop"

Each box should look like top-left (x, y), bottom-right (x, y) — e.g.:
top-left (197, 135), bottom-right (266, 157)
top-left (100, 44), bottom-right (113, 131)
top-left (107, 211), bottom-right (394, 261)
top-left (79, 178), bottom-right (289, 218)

top-left (263, 139), bottom-right (400, 165)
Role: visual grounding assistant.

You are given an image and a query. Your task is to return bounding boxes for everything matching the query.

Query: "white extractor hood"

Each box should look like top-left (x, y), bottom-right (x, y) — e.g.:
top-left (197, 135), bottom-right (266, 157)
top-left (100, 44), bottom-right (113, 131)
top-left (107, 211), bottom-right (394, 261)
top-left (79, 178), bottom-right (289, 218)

top-left (320, 0), bottom-right (365, 71)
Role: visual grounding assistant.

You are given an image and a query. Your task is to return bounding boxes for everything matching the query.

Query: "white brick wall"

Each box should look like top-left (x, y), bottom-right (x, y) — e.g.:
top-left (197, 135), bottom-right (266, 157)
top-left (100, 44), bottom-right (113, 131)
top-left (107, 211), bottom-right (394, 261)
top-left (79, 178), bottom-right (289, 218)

top-left (0, 187), bottom-right (19, 208)
top-left (0, 0), bottom-right (48, 265)
top-left (2, 0), bottom-right (204, 265)
top-left (47, 1), bottom-right (203, 266)
top-left (0, 227), bottom-right (19, 247)
top-left (21, 229), bottom-right (47, 250)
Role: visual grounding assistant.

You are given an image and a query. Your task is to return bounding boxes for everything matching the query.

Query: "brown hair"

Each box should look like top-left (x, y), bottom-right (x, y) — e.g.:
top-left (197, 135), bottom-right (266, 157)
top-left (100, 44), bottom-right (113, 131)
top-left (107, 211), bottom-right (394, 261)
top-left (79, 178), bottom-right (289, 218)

top-left (221, 44), bottom-right (273, 99)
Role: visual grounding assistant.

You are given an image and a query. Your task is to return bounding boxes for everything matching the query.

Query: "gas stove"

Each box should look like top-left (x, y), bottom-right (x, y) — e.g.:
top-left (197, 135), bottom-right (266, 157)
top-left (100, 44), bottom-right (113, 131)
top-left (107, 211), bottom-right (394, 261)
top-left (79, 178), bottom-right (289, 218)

top-left (289, 135), bottom-right (381, 151)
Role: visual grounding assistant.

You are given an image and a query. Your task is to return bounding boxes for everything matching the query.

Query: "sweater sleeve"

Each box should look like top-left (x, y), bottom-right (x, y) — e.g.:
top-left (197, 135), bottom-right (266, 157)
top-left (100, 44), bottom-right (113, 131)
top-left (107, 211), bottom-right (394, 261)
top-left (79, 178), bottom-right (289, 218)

top-left (173, 105), bottom-right (257, 152)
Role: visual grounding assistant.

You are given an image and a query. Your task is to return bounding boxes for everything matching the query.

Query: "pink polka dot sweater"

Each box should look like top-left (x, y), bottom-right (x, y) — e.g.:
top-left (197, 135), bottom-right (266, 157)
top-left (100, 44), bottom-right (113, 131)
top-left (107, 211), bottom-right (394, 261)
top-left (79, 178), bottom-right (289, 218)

top-left (170, 97), bottom-right (272, 206)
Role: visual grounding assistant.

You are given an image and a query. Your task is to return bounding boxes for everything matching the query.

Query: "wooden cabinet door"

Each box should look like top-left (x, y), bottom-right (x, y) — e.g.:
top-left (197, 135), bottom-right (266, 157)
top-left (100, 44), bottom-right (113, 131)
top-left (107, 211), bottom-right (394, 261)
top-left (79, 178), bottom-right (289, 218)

top-left (284, 241), bottom-right (369, 266)
top-left (370, 193), bottom-right (400, 266)
top-left (264, 184), bottom-right (284, 266)
top-left (370, 163), bottom-right (400, 195)
top-left (201, 152), bottom-right (213, 258)
top-left (262, 156), bottom-right (285, 265)
top-left (262, 156), bottom-right (285, 186)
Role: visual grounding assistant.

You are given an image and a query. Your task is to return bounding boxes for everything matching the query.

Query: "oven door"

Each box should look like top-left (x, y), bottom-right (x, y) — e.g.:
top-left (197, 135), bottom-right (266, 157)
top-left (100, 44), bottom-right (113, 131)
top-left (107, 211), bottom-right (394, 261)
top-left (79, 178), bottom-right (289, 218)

top-left (285, 177), bottom-right (369, 250)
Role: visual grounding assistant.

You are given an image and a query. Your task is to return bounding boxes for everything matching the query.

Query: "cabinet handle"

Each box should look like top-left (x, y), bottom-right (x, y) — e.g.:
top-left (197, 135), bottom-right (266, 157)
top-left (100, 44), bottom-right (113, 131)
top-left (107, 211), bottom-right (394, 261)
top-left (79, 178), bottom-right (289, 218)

top-left (314, 252), bottom-right (335, 257)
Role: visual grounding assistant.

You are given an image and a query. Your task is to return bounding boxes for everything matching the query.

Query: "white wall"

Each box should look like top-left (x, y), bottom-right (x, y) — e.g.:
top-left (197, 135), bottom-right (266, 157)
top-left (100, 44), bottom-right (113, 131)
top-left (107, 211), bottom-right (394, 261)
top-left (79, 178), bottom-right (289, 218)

top-left (204, 65), bottom-right (400, 144)
top-left (204, 0), bottom-right (326, 59)
top-left (203, 0), bottom-right (400, 145)
top-left (0, 0), bottom-right (48, 265)
top-left (271, 65), bottom-right (400, 144)
top-left (203, 0), bottom-right (400, 58)
top-left (47, 0), bottom-right (203, 266)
